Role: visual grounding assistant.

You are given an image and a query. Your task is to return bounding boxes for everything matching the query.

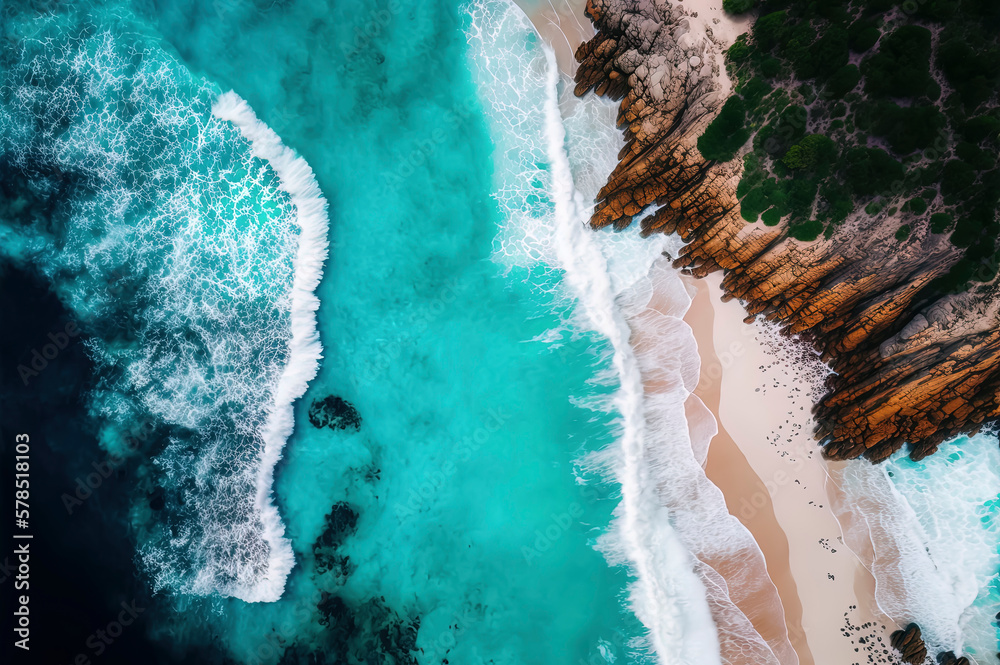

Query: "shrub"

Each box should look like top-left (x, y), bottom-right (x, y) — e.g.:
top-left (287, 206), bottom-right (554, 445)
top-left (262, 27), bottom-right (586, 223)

top-left (824, 65), bottom-right (861, 99)
top-left (870, 103), bottom-right (946, 155)
top-left (930, 213), bottom-right (953, 233)
top-left (820, 181), bottom-right (853, 223)
top-left (782, 134), bottom-right (837, 171)
top-left (754, 11), bottom-right (789, 52)
top-left (723, 0), bottom-right (756, 14)
top-left (895, 225), bottom-right (911, 241)
top-left (793, 25), bottom-right (849, 80)
top-left (941, 160), bottom-right (976, 197)
top-left (906, 197), bottom-right (928, 214)
top-left (727, 39), bottom-right (752, 64)
top-left (760, 56), bottom-right (782, 78)
top-left (862, 26), bottom-right (933, 98)
top-left (740, 76), bottom-right (772, 107)
top-left (789, 219), bottom-right (824, 241)
top-left (698, 96), bottom-right (751, 162)
top-left (783, 177), bottom-right (820, 217)
top-left (961, 115), bottom-right (1000, 143)
top-left (914, 0), bottom-right (959, 21)
top-left (761, 105), bottom-right (808, 157)
top-left (844, 148), bottom-right (905, 196)
top-left (955, 142), bottom-right (995, 171)
top-left (848, 19), bottom-right (880, 52)
top-left (762, 208), bottom-right (782, 225)
top-left (937, 37), bottom-right (1000, 110)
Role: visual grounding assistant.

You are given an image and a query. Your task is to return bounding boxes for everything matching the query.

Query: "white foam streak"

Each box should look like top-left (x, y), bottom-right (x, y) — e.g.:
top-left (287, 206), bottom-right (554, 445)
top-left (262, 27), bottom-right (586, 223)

top-left (212, 91), bottom-right (330, 602)
top-left (537, 44), bottom-right (724, 662)
top-left (466, 3), bottom-right (796, 660)
top-left (835, 436), bottom-right (1000, 662)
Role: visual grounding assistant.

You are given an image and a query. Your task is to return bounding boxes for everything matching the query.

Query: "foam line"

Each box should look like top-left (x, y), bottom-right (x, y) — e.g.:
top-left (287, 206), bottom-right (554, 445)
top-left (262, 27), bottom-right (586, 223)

top-left (537, 42), bottom-right (725, 662)
top-left (212, 91), bottom-right (330, 602)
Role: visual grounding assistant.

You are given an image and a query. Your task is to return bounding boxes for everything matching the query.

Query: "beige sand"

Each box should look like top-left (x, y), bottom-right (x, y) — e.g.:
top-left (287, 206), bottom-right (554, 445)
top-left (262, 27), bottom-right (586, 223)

top-left (515, 1), bottom-right (900, 662)
top-left (685, 279), bottom-right (812, 665)
top-left (688, 273), bottom-right (900, 665)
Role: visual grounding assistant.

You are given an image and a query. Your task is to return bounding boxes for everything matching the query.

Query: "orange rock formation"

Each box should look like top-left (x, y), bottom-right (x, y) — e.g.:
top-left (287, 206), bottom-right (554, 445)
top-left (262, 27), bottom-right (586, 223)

top-left (574, 0), bottom-right (1000, 462)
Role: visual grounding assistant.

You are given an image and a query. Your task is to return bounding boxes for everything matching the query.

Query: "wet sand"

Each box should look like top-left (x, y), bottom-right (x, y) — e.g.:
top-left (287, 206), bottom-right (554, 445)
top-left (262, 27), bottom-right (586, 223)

top-left (687, 273), bottom-right (900, 665)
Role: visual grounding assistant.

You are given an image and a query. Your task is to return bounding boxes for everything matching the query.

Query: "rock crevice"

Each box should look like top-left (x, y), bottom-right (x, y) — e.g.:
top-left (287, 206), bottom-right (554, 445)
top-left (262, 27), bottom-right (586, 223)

top-left (574, 0), bottom-right (1000, 461)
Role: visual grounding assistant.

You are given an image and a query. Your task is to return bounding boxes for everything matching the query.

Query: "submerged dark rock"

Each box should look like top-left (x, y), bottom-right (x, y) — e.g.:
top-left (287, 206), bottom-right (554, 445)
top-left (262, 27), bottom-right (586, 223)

top-left (308, 395), bottom-right (362, 431)
top-left (314, 502), bottom-right (359, 549)
top-left (313, 502), bottom-right (359, 581)
top-left (292, 593), bottom-right (420, 665)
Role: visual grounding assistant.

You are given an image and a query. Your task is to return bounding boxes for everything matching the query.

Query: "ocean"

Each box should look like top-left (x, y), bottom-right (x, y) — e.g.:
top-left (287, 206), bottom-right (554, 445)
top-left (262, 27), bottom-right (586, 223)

top-left (0, 0), bottom-right (997, 663)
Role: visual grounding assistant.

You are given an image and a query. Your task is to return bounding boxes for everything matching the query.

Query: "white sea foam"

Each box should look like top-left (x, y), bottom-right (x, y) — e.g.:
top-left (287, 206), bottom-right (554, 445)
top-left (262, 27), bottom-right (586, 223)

top-left (0, 29), bottom-right (328, 604)
top-left (212, 91), bottom-right (330, 602)
top-left (835, 435), bottom-right (1000, 663)
top-left (466, 2), bottom-right (795, 662)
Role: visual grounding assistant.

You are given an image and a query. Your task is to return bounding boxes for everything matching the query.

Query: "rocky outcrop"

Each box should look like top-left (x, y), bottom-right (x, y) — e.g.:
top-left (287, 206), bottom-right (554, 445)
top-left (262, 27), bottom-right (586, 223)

top-left (887, 624), bottom-right (976, 665)
top-left (937, 652), bottom-right (972, 665)
top-left (890, 624), bottom-right (928, 665)
top-left (574, 0), bottom-right (1000, 461)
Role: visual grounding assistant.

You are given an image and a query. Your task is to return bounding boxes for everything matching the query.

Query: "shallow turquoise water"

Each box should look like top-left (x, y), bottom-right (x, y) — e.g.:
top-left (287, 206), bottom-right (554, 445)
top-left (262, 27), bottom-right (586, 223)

top-left (145, 0), bottom-right (643, 661)
top-left (2, 0), bottom-right (645, 661)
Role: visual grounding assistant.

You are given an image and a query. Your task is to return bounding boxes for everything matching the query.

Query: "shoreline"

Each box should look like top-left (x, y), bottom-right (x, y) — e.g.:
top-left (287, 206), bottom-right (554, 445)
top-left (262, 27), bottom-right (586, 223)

top-left (516, 1), bottom-right (903, 662)
top-left (685, 273), bottom-right (901, 665)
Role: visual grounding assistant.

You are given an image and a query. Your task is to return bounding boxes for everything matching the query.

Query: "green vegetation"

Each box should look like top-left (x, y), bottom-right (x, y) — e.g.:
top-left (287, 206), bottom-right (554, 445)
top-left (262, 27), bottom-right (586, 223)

top-left (698, 96), bottom-right (752, 162)
top-left (704, 0), bottom-right (1000, 293)
top-left (723, 0), bottom-right (758, 14)
top-left (862, 26), bottom-right (933, 98)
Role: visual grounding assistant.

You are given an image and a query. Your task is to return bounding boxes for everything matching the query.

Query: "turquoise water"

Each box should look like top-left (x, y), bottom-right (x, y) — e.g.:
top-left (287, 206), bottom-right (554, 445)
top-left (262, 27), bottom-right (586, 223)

top-left (883, 435), bottom-right (1000, 663)
top-left (841, 434), bottom-right (1000, 663)
top-left (7, 0), bottom-right (996, 662)
top-left (1, 0), bottom-right (648, 661)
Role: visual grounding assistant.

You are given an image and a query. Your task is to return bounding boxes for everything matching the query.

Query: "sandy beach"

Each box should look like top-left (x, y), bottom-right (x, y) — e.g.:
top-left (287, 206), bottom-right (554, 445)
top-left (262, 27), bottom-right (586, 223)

top-left (518, 1), bottom-right (904, 663)
top-left (685, 273), bottom-right (901, 665)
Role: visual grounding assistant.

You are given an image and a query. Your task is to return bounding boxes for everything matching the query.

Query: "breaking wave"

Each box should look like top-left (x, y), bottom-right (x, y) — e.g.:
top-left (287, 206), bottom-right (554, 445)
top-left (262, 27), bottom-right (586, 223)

top-left (0, 19), bottom-right (327, 602)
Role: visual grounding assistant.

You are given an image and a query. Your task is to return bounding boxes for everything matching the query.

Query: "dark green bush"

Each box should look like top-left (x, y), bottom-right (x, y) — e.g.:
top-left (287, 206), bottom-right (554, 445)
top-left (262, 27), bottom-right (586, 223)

top-left (727, 39), bottom-right (752, 64)
top-left (754, 11), bottom-right (789, 52)
top-left (862, 26), bottom-right (932, 98)
top-left (784, 177), bottom-right (820, 216)
top-left (848, 19), bottom-right (880, 52)
top-left (801, 26), bottom-right (850, 80)
top-left (723, 0), bottom-right (756, 14)
top-left (906, 197), bottom-right (928, 214)
top-left (941, 160), bottom-right (977, 197)
top-left (961, 115), bottom-right (1000, 143)
top-left (760, 56), bottom-right (782, 78)
top-left (937, 38), bottom-right (1000, 110)
top-left (789, 219), bottom-right (824, 241)
top-left (824, 65), bottom-right (861, 99)
top-left (895, 225), bottom-right (911, 241)
top-left (843, 148), bottom-right (905, 196)
top-left (870, 103), bottom-right (945, 155)
top-left (740, 77), bottom-right (772, 107)
top-left (913, 0), bottom-right (959, 21)
top-left (782, 134), bottom-right (838, 171)
top-left (956, 142), bottom-right (995, 170)
top-left (930, 213), bottom-right (953, 233)
top-left (820, 181), bottom-right (853, 223)
top-left (760, 105), bottom-right (807, 157)
top-left (698, 96), bottom-right (751, 162)
top-left (761, 208), bottom-right (782, 225)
